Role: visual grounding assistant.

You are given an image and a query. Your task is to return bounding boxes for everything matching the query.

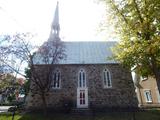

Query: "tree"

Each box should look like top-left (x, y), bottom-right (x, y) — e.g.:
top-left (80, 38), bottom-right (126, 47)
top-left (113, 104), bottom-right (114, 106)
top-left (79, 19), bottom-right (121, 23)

top-left (24, 67), bottom-right (31, 97)
top-left (101, 0), bottom-right (160, 91)
top-left (0, 73), bottom-right (19, 104)
top-left (0, 33), bottom-right (65, 115)
top-left (0, 35), bottom-right (14, 74)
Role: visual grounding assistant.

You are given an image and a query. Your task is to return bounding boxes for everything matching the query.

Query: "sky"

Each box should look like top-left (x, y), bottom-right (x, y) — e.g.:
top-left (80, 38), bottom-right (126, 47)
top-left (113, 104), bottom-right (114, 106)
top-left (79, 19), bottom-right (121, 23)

top-left (0, 0), bottom-right (117, 45)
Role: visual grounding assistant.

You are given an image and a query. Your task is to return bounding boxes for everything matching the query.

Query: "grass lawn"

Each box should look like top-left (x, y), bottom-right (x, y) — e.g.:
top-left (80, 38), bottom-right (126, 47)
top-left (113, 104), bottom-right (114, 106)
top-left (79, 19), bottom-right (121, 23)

top-left (0, 110), bottom-right (160, 120)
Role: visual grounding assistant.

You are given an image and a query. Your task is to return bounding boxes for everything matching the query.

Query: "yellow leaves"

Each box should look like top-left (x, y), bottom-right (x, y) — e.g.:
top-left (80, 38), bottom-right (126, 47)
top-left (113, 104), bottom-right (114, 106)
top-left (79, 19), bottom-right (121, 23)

top-left (144, 38), bottom-right (160, 56)
top-left (104, 0), bottom-right (160, 77)
top-left (113, 37), bottom-right (160, 70)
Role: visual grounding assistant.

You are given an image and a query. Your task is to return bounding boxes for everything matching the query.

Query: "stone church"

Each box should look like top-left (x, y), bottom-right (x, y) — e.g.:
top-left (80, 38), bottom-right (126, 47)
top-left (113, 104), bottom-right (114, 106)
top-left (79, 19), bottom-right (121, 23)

top-left (26, 2), bottom-right (137, 110)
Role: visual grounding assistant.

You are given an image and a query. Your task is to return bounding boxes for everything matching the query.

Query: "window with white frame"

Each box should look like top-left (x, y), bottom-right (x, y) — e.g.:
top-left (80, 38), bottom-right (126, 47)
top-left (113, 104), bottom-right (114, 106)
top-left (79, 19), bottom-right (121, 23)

top-left (52, 70), bottom-right (61, 89)
top-left (103, 69), bottom-right (112, 88)
top-left (144, 90), bottom-right (152, 103)
top-left (140, 76), bottom-right (147, 81)
top-left (78, 69), bottom-right (86, 88)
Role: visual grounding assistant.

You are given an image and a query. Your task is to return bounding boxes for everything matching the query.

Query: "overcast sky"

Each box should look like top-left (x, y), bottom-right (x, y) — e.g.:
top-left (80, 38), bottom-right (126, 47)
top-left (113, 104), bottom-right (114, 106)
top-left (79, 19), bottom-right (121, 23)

top-left (0, 0), bottom-right (117, 45)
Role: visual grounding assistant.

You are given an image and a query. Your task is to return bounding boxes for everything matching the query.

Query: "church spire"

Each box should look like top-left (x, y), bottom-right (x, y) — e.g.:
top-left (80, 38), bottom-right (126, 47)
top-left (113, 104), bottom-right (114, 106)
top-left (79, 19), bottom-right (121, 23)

top-left (51, 1), bottom-right (60, 38)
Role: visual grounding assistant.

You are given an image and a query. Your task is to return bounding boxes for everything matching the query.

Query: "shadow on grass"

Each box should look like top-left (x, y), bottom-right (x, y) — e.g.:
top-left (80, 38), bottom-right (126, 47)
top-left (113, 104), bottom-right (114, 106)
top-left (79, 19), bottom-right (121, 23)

top-left (19, 111), bottom-right (160, 120)
top-left (18, 113), bottom-right (92, 120)
top-left (1, 110), bottom-right (160, 120)
top-left (0, 112), bottom-right (21, 120)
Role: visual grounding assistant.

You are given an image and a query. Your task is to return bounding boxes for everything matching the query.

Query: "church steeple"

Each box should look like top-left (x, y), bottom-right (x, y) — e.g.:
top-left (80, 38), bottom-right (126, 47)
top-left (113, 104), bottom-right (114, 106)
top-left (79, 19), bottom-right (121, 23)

top-left (50, 1), bottom-right (60, 38)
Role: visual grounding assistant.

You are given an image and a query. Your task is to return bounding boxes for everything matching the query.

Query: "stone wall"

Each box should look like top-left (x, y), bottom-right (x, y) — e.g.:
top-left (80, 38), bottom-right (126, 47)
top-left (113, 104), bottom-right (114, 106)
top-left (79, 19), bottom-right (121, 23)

top-left (26, 64), bottom-right (138, 110)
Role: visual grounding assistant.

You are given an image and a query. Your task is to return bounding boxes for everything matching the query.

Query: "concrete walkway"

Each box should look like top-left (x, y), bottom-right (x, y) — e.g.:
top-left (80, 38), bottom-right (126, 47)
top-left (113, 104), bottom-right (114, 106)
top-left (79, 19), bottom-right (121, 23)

top-left (0, 106), bottom-right (13, 113)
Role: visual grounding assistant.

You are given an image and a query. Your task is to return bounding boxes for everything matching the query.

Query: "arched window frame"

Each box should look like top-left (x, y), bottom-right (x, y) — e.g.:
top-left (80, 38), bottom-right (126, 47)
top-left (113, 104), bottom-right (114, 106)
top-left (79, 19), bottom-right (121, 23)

top-left (78, 69), bottom-right (86, 88)
top-left (52, 69), bottom-right (61, 89)
top-left (103, 68), bottom-right (112, 88)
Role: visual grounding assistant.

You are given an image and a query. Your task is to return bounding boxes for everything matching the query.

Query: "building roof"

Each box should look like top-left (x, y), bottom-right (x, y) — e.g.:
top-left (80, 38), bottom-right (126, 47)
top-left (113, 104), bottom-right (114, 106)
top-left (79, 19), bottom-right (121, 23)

top-left (34, 41), bottom-right (118, 64)
top-left (61, 41), bottom-right (117, 64)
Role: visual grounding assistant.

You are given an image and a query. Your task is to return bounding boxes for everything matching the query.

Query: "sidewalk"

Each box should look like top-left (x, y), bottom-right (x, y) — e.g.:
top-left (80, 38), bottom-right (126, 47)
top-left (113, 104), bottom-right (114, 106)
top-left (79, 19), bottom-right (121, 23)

top-left (0, 106), bottom-right (13, 113)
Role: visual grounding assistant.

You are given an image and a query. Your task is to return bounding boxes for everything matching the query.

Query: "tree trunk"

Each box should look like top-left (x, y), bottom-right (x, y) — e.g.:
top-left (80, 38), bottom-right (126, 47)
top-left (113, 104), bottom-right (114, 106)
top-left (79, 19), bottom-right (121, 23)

top-left (151, 57), bottom-right (160, 95)
top-left (41, 92), bottom-right (47, 116)
top-left (154, 73), bottom-right (160, 97)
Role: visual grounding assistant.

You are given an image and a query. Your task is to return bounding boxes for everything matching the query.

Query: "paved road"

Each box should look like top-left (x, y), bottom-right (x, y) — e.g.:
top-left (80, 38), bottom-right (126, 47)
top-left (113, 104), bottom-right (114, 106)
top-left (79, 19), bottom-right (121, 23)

top-left (0, 106), bottom-right (13, 113)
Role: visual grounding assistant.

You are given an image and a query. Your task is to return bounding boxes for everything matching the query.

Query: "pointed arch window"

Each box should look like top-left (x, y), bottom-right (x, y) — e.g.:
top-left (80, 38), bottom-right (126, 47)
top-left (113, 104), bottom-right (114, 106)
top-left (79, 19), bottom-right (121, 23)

top-left (78, 69), bottom-right (86, 88)
top-left (52, 70), bottom-right (61, 89)
top-left (103, 69), bottom-right (112, 88)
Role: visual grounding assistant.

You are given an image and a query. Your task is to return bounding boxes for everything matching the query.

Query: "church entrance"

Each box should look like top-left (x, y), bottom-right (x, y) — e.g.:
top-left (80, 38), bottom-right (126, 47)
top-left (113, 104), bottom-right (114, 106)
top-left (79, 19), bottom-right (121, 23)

top-left (77, 69), bottom-right (88, 108)
top-left (77, 88), bottom-right (88, 108)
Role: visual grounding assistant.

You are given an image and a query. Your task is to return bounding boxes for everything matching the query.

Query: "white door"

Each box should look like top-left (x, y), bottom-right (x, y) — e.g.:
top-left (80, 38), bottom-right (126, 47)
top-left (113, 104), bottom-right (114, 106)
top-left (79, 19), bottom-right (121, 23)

top-left (77, 88), bottom-right (88, 108)
top-left (77, 69), bottom-right (88, 108)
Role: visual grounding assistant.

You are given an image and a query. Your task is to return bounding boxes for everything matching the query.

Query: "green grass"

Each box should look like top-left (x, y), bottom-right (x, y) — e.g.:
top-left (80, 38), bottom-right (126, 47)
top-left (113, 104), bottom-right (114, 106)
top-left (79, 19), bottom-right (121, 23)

top-left (0, 113), bottom-right (21, 120)
top-left (1, 110), bottom-right (160, 120)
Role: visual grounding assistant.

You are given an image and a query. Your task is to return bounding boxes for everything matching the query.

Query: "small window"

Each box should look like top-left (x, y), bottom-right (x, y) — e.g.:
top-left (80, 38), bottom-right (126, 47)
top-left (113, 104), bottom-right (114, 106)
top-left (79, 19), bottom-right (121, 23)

top-left (144, 90), bottom-right (152, 103)
top-left (52, 70), bottom-right (61, 89)
top-left (78, 69), bottom-right (86, 88)
top-left (103, 69), bottom-right (112, 88)
top-left (140, 76), bottom-right (147, 81)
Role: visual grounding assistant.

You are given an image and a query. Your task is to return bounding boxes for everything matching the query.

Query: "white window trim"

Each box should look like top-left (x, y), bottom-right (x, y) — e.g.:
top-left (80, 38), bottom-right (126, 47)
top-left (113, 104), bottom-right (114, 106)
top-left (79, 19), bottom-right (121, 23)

top-left (144, 89), bottom-right (152, 103)
top-left (140, 76), bottom-right (148, 81)
top-left (78, 69), bottom-right (87, 88)
top-left (77, 88), bottom-right (88, 108)
top-left (52, 69), bottom-right (61, 89)
top-left (103, 68), bottom-right (112, 88)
